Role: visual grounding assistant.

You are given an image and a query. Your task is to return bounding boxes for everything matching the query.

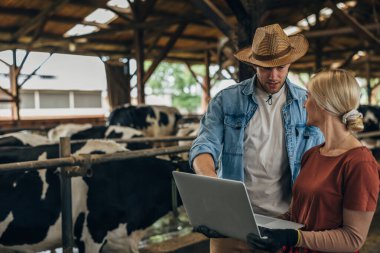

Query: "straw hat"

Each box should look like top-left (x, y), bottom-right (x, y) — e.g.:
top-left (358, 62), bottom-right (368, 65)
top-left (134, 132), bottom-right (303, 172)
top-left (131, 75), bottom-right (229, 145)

top-left (234, 24), bottom-right (309, 67)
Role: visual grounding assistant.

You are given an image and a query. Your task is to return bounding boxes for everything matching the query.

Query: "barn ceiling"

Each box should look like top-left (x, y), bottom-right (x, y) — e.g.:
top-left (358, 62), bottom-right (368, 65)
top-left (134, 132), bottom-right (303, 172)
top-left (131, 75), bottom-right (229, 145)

top-left (0, 0), bottom-right (379, 78)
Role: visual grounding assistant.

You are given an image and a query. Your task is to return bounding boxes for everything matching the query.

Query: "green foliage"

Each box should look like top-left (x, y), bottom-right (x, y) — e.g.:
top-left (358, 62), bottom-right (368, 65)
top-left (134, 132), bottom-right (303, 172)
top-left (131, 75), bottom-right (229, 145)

top-left (146, 61), bottom-right (203, 113)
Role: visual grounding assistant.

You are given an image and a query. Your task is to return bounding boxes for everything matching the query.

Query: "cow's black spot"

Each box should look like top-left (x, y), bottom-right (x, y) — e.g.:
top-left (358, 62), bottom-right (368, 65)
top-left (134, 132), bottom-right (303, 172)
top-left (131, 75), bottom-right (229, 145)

top-left (106, 130), bottom-right (123, 139)
top-left (0, 169), bottom-right (61, 245)
top-left (74, 212), bottom-right (85, 252)
top-left (159, 112), bottom-right (169, 126)
top-left (108, 105), bottom-right (154, 129)
top-left (0, 136), bottom-right (25, 147)
top-left (71, 126), bottom-right (107, 140)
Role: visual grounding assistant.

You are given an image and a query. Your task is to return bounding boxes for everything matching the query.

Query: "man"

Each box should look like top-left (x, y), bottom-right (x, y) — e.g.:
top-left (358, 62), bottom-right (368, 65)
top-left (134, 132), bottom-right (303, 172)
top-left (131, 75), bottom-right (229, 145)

top-left (189, 24), bottom-right (324, 252)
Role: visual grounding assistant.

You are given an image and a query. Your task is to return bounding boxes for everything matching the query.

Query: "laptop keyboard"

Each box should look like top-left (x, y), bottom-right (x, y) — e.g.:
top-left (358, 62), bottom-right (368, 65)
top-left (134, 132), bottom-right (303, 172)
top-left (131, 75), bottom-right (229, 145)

top-left (255, 215), bottom-right (276, 225)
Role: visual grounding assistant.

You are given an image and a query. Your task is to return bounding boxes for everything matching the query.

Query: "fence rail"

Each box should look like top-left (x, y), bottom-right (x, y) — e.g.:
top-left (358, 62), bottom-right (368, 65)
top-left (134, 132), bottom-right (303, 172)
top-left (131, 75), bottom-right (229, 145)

top-left (0, 139), bottom-right (191, 253)
top-left (0, 145), bottom-right (191, 173)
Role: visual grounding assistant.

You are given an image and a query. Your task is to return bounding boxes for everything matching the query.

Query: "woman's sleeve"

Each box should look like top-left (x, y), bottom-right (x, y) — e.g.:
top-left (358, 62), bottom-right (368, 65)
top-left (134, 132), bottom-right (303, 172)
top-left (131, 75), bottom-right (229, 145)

top-left (297, 209), bottom-right (374, 252)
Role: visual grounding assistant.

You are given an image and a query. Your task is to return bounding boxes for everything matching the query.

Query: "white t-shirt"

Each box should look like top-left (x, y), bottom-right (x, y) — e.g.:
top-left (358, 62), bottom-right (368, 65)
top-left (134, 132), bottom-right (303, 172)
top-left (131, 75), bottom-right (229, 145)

top-left (243, 83), bottom-right (291, 216)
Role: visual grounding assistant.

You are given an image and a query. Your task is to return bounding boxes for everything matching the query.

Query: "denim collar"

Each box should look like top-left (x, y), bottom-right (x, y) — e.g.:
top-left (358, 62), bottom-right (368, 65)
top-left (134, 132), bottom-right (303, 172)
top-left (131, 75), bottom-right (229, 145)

top-left (242, 75), bottom-right (301, 104)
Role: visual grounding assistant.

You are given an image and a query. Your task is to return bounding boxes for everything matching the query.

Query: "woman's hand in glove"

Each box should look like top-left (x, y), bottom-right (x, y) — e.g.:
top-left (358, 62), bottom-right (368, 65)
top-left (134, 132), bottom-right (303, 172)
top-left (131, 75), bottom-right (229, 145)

top-left (247, 228), bottom-right (298, 253)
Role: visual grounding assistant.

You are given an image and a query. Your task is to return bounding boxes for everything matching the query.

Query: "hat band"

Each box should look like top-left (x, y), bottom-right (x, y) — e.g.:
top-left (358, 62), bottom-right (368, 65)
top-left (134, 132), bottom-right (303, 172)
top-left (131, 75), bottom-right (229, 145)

top-left (250, 46), bottom-right (292, 61)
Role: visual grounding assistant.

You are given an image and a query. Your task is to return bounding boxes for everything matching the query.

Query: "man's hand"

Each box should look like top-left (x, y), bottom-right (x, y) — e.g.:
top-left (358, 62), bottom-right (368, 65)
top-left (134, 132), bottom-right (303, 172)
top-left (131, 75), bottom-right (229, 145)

top-left (193, 225), bottom-right (227, 238)
top-left (247, 228), bottom-right (298, 253)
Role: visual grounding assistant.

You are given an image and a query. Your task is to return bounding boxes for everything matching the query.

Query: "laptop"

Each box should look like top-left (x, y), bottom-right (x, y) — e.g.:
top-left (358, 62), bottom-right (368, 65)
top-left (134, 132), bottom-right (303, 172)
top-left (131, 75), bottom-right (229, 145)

top-left (172, 171), bottom-right (303, 241)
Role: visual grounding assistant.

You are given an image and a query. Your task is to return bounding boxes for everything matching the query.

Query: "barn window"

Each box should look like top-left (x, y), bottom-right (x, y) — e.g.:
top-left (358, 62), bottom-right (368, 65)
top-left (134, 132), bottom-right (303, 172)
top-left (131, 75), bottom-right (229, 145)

top-left (20, 91), bottom-right (35, 109)
top-left (39, 91), bottom-right (70, 108)
top-left (74, 91), bottom-right (102, 108)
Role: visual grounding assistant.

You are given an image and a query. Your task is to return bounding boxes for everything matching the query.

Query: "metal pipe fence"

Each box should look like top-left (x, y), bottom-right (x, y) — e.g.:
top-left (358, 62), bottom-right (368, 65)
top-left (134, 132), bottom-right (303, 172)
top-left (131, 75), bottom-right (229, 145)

top-left (0, 139), bottom-right (192, 252)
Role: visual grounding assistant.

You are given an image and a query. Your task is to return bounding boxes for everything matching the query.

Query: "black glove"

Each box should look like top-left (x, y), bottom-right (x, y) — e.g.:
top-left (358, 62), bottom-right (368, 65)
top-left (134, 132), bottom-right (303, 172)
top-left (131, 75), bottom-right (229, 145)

top-left (247, 228), bottom-right (298, 253)
top-left (193, 225), bottom-right (227, 238)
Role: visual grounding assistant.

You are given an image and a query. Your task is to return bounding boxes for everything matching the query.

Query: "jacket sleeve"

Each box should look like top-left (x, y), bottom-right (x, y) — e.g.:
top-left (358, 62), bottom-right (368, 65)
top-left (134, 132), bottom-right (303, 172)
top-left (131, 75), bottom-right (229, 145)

top-left (189, 93), bottom-right (225, 170)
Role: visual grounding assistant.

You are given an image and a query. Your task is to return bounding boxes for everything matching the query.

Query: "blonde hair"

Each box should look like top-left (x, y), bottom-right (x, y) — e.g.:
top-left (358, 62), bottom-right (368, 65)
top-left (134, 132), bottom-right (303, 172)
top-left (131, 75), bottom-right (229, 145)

top-left (308, 69), bottom-right (364, 132)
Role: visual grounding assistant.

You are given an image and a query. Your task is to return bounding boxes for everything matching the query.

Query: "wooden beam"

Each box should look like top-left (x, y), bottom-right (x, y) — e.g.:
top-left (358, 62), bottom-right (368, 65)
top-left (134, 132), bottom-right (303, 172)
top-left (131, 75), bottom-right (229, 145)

top-left (143, 23), bottom-right (188, 84)
top-left (105, 5), bottom-right (133, 22)
top-left (129, 0), bottom-right (146, 105)
top-left (331, 51), bottom-right (356, 69)
top-left (184, 61), bottom-right (203, 86)
top-left (304, 23), bottom-right (380, 39)
top-left (12, 0), bottom-right (69, 41)
top-left (140, 0), bottom-right (157, 21)
top-left (225, 0), bottom-right (251, 43)
top-left (69, 16), bottom-right (201, 40)
top-left (327, 0), bottom-right (380, 50)
top-left (189, 0), bottom-right (234, 40)
top-left (201, 50), bottom-right (211, 113)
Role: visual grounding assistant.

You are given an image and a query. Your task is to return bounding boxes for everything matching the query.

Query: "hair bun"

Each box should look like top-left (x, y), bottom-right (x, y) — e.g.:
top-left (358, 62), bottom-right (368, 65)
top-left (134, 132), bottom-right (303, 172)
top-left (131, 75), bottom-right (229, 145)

top-left (342, 109), bottom-right (363, 124)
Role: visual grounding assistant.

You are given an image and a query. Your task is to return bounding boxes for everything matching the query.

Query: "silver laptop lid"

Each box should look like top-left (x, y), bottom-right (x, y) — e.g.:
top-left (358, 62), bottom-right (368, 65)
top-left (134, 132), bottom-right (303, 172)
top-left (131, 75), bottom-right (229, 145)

top-left (173, 171), bottom-right (262, 241)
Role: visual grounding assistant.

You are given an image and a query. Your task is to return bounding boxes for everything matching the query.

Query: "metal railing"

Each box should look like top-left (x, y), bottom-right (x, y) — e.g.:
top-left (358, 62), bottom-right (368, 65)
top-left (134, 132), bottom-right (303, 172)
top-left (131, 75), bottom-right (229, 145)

top-left (0, 137), bottom-right (192, 253)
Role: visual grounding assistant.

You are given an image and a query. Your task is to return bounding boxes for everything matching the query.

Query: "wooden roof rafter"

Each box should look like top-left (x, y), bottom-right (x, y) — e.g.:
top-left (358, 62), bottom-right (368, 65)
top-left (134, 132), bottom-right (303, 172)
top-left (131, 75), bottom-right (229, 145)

top-left (12, 0), bottom-right (70, 42)
top-left (144, 23), bottom-right (188, 84)
top-left (327, 0), bottom-right (380, 51)
top-left (189, 0), bottom-right (235, 41)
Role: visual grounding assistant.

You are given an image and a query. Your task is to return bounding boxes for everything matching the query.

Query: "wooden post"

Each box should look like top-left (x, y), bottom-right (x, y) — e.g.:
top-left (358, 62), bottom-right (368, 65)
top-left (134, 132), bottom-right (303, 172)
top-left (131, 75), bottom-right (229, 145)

top-left (201, 51), bottom-right (211, 113)
top-left (135, 28), bottom-right (145, 105)
top-left (124, 58), bottom-right (131, 104)
top-left (59, 137), bottom-right (74, 253)
top-left (366, 56), bottom-right (372, 105)
top-left (314, 4), bottom-right (323, 71)
top-left (10, 50), bottom-right (20, 121)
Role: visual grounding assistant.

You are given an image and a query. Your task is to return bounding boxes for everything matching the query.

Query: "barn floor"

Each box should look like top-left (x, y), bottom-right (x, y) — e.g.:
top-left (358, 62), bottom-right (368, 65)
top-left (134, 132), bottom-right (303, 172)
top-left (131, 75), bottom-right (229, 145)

top-left (141, 202), bottom-right (380, 253)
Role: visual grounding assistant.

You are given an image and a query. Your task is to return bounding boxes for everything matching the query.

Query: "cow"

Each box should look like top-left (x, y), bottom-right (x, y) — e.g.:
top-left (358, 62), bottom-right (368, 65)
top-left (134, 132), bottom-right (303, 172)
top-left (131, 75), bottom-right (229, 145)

top-left (175, 123), bottom-right (199, 160)
top-left (0, 140), bottom-right (191, 253)
top-left (48, 124), bottom-right (145, 142)
top-left (357, 105), bottom-right (380, 148)
top-left (0, 132), bottom-right (51, 147)
top-left (358, 105), bottom-right (380, 133)
top-left (108, 105), bottom-right (182, 137)
top-left (47, 124), bottom-right (151, 151)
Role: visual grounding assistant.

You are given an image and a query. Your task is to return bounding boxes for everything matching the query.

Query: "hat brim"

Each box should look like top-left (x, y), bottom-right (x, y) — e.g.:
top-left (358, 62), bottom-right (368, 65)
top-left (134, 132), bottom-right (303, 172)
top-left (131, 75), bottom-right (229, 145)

top-left (234, 34), bottom-right (309, 67)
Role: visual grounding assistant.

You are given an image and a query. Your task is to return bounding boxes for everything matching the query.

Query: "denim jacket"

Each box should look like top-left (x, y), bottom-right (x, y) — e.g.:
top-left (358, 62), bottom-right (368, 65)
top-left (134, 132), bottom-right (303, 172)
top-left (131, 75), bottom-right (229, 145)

top-left (189, 76), bottom-right (324, 184)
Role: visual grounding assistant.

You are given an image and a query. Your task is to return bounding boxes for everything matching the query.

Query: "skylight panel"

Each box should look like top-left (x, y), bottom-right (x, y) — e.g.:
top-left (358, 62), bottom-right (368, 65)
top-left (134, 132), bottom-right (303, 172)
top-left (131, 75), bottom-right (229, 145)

top-left (64, 24), bottom-right (99, 37)
top-left (85, 8), bottom-right (117, 24)
top-left (284, 26), bottom-right (302, 36)
top-left (107, 0), bottom-right (130, 9)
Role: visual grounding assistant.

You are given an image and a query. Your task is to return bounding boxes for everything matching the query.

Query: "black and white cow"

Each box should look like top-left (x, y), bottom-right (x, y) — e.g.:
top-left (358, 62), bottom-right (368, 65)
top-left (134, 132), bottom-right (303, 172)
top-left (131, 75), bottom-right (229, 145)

top-left (358, 105), bottom-right (380, 134)
top-left (0, 132), bottom-right (51, 147)
top-left (48, 124), bottom-right (145, 141)
top-left (47, 124), bottom-right (150, 151)
top-left (175, 123), bottom-right (199, 160)
top-left (108, 105), bottom-right (182, 137)
top-left (0, 140), bottom-right (191, 253)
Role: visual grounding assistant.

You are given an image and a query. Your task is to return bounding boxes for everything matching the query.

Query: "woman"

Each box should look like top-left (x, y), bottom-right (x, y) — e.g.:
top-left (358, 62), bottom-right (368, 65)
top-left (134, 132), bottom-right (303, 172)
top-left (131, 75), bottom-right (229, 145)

top-left (248, 69), bottom-right (380, 253)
